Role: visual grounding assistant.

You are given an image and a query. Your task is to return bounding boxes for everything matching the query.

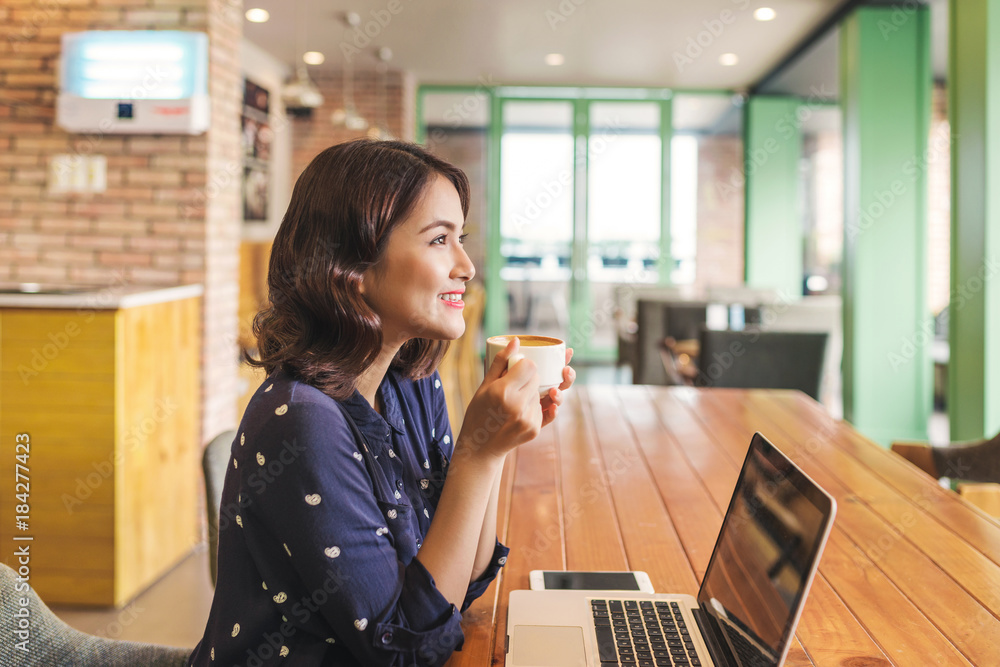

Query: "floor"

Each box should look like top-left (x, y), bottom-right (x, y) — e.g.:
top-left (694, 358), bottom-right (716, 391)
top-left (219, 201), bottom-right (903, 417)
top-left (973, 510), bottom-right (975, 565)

top-left (50, 547), bottom-right (213, 651)
top-left (49, 361), bottom-right (951, 649)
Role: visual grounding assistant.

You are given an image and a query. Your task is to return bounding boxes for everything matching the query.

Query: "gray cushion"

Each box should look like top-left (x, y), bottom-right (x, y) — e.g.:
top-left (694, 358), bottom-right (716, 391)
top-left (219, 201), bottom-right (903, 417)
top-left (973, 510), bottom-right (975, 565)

top-left (1, 563), bottom-right (190, 666)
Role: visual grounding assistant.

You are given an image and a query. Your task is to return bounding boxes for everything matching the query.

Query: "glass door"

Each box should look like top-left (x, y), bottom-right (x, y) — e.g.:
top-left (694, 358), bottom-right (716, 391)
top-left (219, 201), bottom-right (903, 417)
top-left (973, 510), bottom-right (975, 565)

top-left (584, 101), bottom-right (663, 357)
top-left (498, 100), bottom-right (575, 342)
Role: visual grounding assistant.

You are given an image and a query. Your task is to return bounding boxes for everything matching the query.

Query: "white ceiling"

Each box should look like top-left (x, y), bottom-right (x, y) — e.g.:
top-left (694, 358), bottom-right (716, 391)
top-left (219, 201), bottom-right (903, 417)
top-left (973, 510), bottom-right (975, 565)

top-left (243, 0), bottom-right (848, 90)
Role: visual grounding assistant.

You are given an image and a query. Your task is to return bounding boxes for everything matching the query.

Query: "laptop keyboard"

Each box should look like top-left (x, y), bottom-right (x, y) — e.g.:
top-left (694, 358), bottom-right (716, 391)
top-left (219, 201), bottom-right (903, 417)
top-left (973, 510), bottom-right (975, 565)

top-left (591, 599), bottom-right (703, 666)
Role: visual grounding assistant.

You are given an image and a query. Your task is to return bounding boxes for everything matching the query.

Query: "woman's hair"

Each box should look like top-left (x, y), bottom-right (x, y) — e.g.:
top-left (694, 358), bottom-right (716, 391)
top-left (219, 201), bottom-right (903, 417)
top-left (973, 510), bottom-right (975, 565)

top-left (246, 138), bottom-right (471, 400)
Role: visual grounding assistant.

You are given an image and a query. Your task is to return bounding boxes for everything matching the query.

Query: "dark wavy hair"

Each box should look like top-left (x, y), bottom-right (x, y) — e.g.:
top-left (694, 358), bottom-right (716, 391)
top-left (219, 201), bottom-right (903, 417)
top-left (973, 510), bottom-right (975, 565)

top-left (245, 139), bottom-right (471, 400)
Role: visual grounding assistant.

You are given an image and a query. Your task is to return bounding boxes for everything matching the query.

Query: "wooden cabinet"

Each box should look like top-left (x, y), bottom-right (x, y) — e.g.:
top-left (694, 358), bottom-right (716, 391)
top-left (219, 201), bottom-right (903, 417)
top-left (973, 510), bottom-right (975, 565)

top-left (0, 286), bottom-right (202, 606)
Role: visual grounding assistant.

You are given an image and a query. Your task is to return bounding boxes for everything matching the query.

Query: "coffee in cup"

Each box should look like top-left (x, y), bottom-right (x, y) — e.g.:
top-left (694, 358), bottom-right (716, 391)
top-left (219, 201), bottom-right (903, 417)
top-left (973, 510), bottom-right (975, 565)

top-left (486, 335), bottom-right (566, 395)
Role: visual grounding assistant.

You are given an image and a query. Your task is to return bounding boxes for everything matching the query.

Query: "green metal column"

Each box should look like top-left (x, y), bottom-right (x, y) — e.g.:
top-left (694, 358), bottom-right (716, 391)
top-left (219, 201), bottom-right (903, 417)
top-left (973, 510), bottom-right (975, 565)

top-left (484, 92), bottom-right (506, 339)
top-left (568, 98), bottom-right (591, 353)
top-left (743, 96), bottom-right (803, 297)
top-left (841, 6), bottom-right (931, 444)
top-left (949, 0), bottom-right (1000, 441)
top-left (659, 97), bottom-right (673, 286)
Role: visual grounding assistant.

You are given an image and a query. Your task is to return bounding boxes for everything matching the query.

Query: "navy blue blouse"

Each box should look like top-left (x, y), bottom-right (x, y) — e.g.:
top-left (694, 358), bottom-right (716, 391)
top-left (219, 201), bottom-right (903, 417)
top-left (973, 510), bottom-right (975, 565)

top-left (189, 368), bottom-right (509, 666)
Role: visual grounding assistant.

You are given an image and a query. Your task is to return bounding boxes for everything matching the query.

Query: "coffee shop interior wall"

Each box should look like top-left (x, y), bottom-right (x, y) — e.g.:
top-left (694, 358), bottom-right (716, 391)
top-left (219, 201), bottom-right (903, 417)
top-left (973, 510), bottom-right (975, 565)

top-left (0, 0), bottom-right (245, 443)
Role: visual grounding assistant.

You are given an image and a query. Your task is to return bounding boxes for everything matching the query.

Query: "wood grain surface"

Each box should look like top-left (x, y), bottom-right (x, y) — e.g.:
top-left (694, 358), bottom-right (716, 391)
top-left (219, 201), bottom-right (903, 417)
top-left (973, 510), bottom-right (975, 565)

top-left (447, 385), bottom-right (1000, 666)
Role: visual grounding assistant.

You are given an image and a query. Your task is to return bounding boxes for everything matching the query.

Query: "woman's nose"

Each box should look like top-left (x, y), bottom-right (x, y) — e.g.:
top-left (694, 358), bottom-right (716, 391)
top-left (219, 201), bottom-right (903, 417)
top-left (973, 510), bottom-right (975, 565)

top-left (453, 246), bottom-right (475, 282)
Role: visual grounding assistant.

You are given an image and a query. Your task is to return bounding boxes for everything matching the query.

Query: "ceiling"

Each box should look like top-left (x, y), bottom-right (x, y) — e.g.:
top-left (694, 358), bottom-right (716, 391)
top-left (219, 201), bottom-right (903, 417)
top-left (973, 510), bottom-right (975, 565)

top-left (243, 0), bottom-right (850, 90)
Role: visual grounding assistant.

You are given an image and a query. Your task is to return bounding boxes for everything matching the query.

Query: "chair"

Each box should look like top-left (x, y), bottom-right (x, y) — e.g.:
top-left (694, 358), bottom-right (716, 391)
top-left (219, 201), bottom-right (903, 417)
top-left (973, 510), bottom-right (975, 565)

top-left (203, 429), bottom-right (237, 587)
top-left (696, 329), bottom-right (829, 400)
top-left (891, 431), bottom-right (1000, 518)
top-left (0, 563), bottom-right (190, 666)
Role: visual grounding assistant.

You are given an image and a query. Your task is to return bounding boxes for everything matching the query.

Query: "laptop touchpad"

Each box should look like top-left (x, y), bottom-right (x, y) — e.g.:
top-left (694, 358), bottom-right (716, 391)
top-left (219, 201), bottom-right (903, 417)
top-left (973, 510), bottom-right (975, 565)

top-left (512, 625), bottom-right (588, 666)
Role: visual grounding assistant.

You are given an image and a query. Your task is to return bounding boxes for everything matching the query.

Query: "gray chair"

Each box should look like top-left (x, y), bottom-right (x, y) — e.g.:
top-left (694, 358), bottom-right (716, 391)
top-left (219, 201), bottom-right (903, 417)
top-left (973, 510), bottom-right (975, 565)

top-left (0, 563), bottom-right (190, 666)
top-left (203, 429), bottom-right (237, 587)
top-left (635, 300), bottom-right (710, 385)
top-left (696, 329), bottom-right (829, 400)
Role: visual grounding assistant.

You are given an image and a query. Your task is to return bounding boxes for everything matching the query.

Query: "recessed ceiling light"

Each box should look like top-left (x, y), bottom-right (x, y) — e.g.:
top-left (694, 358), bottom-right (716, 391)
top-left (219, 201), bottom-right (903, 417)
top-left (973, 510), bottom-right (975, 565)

top-left (303, 51), bottom-right (325, 65)
top-left (545, 53), bottom-right (565, 66)
top-left (245, 8), bottom-right (269, 23)
top-left (719, 53), bottom-right (739, 67)
top-left (754, 7), bottom-right (776, 21)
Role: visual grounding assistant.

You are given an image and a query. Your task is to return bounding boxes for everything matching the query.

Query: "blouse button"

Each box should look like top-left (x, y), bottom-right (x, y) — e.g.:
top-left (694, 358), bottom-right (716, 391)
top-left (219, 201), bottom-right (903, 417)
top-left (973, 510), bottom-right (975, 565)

top-left (396, 479), bottom-right (403, 489)
top-left (381, 631), bottom-right (393, 645)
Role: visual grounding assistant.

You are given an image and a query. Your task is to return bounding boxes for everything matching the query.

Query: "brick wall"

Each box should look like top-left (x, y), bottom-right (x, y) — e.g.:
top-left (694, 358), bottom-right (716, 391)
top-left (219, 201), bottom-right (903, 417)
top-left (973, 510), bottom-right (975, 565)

top-left (0, 0), bottom-right (243, 443)
top-left (290, 67), bottom-right (413, 182)
top-left (695, 135), bottom-right (745, 291)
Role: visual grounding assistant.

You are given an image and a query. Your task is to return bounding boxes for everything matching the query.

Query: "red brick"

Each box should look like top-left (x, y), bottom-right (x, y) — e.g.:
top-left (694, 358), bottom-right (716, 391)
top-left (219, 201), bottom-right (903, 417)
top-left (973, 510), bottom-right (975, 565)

top-left (0, 183), bottom-right (44, 198)
top-left (0, 154), bottom-right (41, 167)
top-left (125, 170), bottom-right (183, 187)
top-left (151, 220), bottom-right (202, 237)
top-left (0, 57), bottom-right (44, 70)
top-left (99, 250), bottom-right (152, 267)
top-left (70, 235), bottom-right (126, 250)
top-left (94, 219), bottom-right (150, 236)
top-left (129, 201), bottom-right (181, 218)
top-left (15, 200), bottom-right (69, 215)
top-left (5, 71), bottom-right (55, 87)
top-left (12, 135), bottom-right (70, 152)
top-left (124, 8), bottom-right (181, 24)
top-left (102, 186), bottom-right (155, 201)
top-left (0, 219), bottom-right (33, 234)
top-left (70, 200), bottom-right (128, 217)
top-left (128, 235), bottom-right (180, 252)
top-left (38, 218), bottom-right (93, 233)
top-left (3, 120), bottom-right (51, 134)
top-left (13, 167), bottom-right (46, 184)
top-left (0, 245), bottom-right (40, 262)
top-left (11, 231), bottom-right (65, 248)
top-left (66, 9), bottom-right (124, 23)
top-left (129, 267), bottom-right (182, 284)
top-left (15, 264), bottom-right (69, 282)
top-left (71, 135), bottom-right (127, 154)
top-left (127, 137), bottom-right (184, 154)
top-left (150, 154), bottom-right (207, 171)
top-left (1, 41), bottom-right (60, 57)
top-left (154, 187), bottom-right (199, 203)
top-left (43, 248), bottom-right (96, 264)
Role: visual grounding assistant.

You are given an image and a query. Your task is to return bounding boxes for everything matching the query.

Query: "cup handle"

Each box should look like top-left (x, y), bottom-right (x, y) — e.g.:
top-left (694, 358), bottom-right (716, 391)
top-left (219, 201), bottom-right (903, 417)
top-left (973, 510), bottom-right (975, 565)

top-left (507, 353), bottom-right (525, 370)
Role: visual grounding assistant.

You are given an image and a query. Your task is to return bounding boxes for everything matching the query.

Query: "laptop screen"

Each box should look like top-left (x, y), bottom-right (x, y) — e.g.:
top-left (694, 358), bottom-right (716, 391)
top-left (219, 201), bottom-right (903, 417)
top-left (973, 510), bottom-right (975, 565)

top-left (697, 433), bottom-right (835, 666)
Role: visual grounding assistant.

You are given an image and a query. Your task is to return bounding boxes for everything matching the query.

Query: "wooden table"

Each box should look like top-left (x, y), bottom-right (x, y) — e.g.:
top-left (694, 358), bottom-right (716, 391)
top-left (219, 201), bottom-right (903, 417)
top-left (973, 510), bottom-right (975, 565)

top-left (448, 385), bottom-right (1000, 666)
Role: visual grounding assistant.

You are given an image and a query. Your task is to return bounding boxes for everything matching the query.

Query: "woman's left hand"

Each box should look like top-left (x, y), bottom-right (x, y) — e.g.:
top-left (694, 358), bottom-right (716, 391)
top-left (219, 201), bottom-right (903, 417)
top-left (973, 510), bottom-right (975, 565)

top-left (540, 348), bottom-right (575, 428)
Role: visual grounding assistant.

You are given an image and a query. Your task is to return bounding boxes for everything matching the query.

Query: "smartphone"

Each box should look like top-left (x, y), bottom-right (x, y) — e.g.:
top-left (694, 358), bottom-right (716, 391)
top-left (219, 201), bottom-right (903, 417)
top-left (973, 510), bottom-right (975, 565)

top-left (528, 570), bottom-right (654, 593)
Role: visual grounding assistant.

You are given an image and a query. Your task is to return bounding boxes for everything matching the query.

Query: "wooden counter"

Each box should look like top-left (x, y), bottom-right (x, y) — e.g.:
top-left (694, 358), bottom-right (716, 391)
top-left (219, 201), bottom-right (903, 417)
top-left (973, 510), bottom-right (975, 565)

top-left (0, 284), bottom-right (202, 606)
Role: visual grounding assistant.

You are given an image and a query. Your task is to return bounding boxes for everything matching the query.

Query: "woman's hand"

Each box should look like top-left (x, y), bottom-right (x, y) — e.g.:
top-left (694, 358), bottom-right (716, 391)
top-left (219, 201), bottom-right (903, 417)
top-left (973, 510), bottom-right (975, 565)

top-left (540, 347), bottom-right (575, 427)
top-left (457, 337), bottom-right (543, 460)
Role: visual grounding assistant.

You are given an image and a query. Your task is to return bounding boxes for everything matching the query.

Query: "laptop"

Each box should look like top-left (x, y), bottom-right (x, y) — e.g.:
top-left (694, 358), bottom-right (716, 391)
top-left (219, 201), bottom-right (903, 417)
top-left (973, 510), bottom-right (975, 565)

top-left (505, 432), bottom-right (836, 667)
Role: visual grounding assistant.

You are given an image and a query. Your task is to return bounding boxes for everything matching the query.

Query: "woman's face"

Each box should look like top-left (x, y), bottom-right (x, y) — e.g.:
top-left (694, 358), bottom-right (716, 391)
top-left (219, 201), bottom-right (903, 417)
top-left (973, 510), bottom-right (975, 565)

top-left (361, 174), bottom-right (475, 347)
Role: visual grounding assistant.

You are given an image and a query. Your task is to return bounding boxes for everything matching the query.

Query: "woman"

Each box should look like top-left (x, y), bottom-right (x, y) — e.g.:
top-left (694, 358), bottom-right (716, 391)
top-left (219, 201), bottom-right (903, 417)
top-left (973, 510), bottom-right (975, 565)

top-left (189, 139), bottom-right (574, 666)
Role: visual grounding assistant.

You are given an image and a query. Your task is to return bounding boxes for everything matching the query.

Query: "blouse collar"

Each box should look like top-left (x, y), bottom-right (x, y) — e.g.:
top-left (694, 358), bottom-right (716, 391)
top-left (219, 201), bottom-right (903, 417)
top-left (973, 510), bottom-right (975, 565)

top-left (340, 370), bottom-right (406, 434)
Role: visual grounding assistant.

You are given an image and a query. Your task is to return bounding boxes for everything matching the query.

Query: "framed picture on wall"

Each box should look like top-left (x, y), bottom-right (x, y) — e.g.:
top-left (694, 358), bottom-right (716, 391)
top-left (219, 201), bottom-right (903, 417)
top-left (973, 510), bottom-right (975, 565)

top-left (242, 78), bottom-right (272, 222)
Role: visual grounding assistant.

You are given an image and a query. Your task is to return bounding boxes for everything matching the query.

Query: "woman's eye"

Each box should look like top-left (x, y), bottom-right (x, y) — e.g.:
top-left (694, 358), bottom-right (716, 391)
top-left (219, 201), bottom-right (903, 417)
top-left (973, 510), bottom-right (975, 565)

top-left (459, 233), bottom-right (469, 244)
top-left (432, 235), bottom-right (446, 245)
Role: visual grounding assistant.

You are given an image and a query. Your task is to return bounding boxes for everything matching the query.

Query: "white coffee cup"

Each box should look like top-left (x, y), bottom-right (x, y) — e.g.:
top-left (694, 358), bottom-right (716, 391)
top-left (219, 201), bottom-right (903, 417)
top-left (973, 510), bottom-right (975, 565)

top-left (486, 334), bottom-right (566, 396)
